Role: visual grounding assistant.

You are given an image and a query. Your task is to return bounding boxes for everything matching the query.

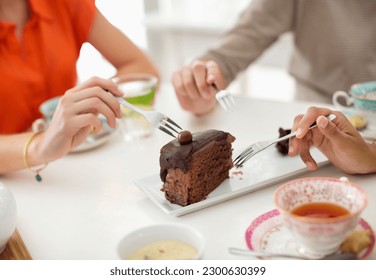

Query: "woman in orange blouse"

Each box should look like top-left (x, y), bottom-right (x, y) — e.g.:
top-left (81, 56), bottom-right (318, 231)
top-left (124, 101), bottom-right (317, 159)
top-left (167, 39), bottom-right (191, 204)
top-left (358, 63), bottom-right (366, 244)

top-left (0, 0), bottom-right (159, 176)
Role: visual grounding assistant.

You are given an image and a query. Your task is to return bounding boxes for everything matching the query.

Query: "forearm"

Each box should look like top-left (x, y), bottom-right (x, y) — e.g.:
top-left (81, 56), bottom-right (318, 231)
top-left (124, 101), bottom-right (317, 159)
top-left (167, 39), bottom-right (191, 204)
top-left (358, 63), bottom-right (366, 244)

top-left (114, 51), bottom-right (159, 81)
top-left (0, 132), bottom-right (45, 175)
top-left (101, 29), bottom-right (159, 80)
top-left (198, 0), bottom-right (294, 84)
top-left (89, 9), bottom-right (159, 81)
top-left (109, 29), bottom-right (159, 78)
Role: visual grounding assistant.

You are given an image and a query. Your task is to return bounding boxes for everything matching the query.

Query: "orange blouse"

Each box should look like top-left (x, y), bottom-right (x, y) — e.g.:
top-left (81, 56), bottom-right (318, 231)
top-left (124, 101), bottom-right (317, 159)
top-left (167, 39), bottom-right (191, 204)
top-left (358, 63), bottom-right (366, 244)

top-left (0, 0), bottom-right (96, 134)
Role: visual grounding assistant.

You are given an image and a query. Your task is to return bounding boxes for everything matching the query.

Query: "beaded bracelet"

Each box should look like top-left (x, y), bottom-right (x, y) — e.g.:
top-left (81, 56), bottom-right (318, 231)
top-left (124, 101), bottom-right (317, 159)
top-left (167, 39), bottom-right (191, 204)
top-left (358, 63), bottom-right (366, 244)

top-left (23, 132), bottom-right (48, 182)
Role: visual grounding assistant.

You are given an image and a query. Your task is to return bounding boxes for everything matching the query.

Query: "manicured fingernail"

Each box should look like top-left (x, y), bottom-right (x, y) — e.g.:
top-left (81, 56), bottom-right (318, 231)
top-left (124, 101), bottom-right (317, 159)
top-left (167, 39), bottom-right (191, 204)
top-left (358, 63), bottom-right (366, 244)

top-left (288, 146), bottom-right (294, 155)
top-left (305, 161), bottom-right (314, 170)
top-left (296, 128), bottom-right (303, 138)
top-left (207, 75), bottom-right (215, 82)
top-left (318, 116), bottom-right (328, 128)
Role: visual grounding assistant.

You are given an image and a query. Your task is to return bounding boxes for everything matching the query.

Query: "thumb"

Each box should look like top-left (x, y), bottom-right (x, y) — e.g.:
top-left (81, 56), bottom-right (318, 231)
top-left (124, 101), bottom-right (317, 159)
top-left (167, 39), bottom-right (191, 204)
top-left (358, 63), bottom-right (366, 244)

top-left (205, 61), bottom-right (222, 86)
top-left (316, 115), bottom-right (344, 142)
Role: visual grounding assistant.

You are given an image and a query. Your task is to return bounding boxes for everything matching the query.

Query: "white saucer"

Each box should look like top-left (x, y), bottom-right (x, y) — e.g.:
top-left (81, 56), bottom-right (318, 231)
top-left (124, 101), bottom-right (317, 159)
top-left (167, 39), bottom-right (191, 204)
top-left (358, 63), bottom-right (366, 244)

top-left (342, 111), bottom-right (376, 140)
top-left (359, 126), bottom-right (376, 141)
top-left (70, 127), bottom-right (116, 153)
top-left (245, 209), bottom-right (375, 260)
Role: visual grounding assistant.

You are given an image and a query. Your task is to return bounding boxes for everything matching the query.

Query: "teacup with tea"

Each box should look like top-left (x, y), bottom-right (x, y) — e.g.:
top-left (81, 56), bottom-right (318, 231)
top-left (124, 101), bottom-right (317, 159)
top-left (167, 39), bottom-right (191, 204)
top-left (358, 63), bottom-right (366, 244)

top-left (274, 177), bottom-right (368, 258)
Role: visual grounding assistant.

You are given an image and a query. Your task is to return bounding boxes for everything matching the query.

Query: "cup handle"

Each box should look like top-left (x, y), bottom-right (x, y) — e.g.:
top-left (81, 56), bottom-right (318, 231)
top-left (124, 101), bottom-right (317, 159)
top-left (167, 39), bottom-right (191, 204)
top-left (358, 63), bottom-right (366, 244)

top-left (332, 91), bottom-right (355, 112)
top-left (32, 118), bottom-right (47, 132)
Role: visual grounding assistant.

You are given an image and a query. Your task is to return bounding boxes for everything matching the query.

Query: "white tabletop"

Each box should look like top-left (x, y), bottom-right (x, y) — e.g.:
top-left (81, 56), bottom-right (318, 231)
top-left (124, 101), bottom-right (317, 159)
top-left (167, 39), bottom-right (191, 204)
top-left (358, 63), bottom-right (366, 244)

top-left (2, 89), bottom-right (375, 260)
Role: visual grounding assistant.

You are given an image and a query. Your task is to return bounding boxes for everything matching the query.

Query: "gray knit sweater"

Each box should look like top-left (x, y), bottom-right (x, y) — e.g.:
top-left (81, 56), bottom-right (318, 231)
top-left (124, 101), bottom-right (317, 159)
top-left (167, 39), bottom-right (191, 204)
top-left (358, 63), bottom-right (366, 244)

top-left (200, 0), bottom-right (376, 102)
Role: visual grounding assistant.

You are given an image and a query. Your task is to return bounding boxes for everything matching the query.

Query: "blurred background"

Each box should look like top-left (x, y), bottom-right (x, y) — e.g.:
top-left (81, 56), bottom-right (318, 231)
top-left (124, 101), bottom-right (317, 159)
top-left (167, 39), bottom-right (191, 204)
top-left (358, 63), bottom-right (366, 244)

top-left (77, 0), bottom-right (295, 101)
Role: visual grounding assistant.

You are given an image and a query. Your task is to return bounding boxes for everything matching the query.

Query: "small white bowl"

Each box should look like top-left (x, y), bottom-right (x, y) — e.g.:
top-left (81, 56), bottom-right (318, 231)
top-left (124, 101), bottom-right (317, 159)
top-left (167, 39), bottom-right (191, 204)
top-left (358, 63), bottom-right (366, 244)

top-left (117, 223), bottom-right (205, 260)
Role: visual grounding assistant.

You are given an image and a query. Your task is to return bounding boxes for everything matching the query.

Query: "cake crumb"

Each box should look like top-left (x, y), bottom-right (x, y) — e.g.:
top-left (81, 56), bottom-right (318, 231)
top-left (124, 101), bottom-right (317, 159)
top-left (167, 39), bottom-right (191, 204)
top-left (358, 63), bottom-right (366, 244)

top-left (230, 169), bottom-right (244, 179)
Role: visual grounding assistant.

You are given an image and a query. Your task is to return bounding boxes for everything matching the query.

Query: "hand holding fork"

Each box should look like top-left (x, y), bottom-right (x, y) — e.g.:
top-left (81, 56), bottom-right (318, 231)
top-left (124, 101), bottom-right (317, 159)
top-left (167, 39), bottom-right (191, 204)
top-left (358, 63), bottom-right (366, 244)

top-left (211, 83), bottom-right (237, 112)
top-left (233, 114), bottom-right (337, 167)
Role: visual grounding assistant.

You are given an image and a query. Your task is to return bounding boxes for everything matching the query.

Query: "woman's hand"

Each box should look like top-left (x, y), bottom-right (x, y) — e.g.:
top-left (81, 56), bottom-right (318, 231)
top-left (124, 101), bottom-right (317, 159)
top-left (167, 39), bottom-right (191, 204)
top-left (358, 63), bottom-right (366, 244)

top-left (172, 60), bottom-right (226, 115)
top-left (289, 106), bottom-right (376, 174)
top-left (34, 77), bottom-right (123, 163)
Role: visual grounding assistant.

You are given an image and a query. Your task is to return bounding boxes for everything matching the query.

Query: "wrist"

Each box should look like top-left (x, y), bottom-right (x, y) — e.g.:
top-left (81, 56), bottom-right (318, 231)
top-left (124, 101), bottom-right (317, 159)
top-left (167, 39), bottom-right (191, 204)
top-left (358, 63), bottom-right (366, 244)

top-left (26, 132), bottom-right (48, 166)
top-left (23, 132), bottom-right (49, 182)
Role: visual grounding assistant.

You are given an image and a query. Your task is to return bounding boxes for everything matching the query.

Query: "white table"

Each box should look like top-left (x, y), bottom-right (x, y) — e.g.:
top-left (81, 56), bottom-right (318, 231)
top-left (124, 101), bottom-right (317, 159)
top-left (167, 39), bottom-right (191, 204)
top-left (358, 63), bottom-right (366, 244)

top-left (2, 90), bottom-right (375, 260)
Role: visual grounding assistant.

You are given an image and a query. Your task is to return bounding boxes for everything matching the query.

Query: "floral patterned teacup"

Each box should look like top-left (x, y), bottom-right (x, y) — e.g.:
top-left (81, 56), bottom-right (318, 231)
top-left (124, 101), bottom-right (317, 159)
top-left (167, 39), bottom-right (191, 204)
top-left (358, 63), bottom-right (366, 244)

top-left (274, 177), bottom-right (368, 258)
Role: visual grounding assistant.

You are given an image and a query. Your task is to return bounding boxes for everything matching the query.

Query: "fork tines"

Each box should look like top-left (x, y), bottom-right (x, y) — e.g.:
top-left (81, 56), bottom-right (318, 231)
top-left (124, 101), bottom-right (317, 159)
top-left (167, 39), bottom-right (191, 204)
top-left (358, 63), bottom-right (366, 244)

top-left (215, 90), bottom-right (237, 112)
top-left (211, 84), bottom-right (237, 112)
top-left (233, 114), bottom-right (337, 168)
top-left (233, 147), bottom-right (254, 168)
top-left (159, 117), bottom-right (183, 138)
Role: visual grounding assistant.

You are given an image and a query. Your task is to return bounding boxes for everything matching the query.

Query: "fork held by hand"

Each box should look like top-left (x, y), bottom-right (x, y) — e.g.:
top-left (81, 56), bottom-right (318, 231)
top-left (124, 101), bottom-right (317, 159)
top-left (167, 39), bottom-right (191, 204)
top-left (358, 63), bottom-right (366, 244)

top-left (233, 114), bottom-right (336, 167)
top-left (115, 97), bottom-right (183, 138)
top-left (212, 84), bottom-right (237, 112)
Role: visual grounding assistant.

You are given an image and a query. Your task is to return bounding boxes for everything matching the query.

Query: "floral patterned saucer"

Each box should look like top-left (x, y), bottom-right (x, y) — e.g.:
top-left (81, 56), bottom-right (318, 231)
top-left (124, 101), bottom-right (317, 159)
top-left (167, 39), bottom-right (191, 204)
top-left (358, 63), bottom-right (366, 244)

top-left (245, 209), bottom-right (375, 260)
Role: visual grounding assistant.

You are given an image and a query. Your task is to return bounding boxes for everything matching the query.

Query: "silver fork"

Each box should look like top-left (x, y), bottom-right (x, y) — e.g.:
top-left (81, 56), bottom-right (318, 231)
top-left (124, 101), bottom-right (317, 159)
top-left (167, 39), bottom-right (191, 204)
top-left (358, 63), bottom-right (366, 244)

top-left (228, 247), bottom-right (357, 260)
top-left (115, 97), bottom-right (183, 138)
top-left (233, 114), bottom-right (336, 167)
top-left (212, 84), bottom-right (237, 112)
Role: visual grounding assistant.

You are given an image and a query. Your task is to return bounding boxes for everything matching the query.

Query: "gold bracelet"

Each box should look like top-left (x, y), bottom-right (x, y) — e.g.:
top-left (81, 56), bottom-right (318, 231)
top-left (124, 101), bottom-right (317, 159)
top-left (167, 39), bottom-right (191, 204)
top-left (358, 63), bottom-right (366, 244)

top-left (23, 132), bottom-right (48, 182)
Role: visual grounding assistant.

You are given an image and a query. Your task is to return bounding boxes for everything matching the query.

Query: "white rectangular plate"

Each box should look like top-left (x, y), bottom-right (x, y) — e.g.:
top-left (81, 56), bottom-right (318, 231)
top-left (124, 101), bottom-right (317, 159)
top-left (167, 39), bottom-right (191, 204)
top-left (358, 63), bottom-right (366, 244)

top-left (134, 148), bottom-right (330, 217)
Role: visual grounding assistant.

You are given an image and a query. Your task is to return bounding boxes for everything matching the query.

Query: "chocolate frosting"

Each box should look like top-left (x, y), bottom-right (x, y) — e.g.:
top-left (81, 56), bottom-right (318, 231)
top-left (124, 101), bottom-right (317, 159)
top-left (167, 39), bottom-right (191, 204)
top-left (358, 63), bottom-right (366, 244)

top-left (159, 130), bottom-right (230, 182)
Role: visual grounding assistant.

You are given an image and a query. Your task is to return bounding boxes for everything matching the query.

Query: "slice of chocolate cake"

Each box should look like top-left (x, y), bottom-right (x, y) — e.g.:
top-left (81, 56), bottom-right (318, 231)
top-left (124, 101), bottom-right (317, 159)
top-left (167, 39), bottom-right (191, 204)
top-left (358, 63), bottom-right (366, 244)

top-left (160, 129), bottom-right (235, 206)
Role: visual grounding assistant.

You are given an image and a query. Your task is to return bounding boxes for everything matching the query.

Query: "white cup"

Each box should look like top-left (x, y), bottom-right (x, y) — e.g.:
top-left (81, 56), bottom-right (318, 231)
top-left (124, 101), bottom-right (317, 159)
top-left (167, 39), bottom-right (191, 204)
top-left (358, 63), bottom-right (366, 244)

top-left (0, 182), bottom-right (17, 254)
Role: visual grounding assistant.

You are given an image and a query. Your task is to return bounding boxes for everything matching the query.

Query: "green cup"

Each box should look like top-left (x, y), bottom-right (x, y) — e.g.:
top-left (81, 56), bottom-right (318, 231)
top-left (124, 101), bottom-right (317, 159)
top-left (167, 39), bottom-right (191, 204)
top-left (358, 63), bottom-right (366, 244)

top-left (114, 73), bottom-right (158, 141)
